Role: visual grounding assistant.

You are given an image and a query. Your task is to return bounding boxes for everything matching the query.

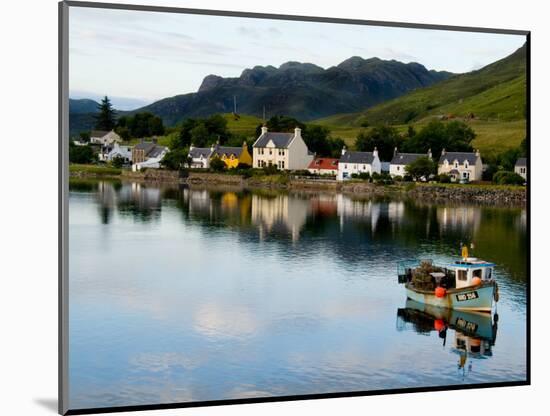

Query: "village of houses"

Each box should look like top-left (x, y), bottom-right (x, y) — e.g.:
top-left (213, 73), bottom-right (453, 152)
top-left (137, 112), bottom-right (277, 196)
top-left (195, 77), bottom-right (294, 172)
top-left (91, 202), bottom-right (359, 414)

top-left (81, 125), bottom-right (528, 183)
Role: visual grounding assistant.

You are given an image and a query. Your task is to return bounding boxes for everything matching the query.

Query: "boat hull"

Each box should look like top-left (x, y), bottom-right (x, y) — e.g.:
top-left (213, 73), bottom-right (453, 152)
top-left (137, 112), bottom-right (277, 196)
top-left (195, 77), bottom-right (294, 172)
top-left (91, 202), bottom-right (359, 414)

top-left (405, 282), bottom-right (495, 312)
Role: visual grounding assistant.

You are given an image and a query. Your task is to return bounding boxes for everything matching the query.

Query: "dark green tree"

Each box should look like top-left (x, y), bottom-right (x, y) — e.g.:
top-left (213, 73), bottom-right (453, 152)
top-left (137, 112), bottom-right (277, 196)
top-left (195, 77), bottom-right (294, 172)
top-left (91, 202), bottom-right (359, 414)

top-left (69, 143), bottom-right (96, 164)
top-left (403, 120), bottom-right (475, 158)
top-left (355, 125), bottom-right (403, 161)
top-left (94, 96), bottom-right (116, 131)
top-left (255, 115), bottom-right (305, 137)
top-left (79, 131), bottom-right (90, 143)
top-left (161, 148), bottom-right (190, 170)
top-left (209, 157), bottom-right (226, 172)
top-left (405, 156), bottom-right (437, 181)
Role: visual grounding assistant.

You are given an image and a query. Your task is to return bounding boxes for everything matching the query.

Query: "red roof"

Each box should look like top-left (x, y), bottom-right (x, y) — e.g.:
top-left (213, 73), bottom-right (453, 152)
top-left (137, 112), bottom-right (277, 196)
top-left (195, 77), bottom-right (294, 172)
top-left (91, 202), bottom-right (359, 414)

top-left (308, 157), bottom-right (339, 171)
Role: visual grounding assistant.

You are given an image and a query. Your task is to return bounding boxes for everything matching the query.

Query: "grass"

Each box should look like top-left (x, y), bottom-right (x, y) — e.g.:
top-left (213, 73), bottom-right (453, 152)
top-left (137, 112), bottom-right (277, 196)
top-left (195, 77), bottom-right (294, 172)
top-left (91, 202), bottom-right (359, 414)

top-left (223, 113), bottom-right (263, 137)
top-left (69, 164), bottom-right (122, 176)
top-left (311, 117), bottom-right (525, 157)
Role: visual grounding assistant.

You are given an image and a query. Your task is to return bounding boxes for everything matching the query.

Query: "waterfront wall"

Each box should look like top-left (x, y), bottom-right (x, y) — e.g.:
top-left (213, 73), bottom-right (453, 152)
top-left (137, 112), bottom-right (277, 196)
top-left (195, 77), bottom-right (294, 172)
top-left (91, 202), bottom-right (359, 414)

top-left (77, 169), bottom-right (526, 206)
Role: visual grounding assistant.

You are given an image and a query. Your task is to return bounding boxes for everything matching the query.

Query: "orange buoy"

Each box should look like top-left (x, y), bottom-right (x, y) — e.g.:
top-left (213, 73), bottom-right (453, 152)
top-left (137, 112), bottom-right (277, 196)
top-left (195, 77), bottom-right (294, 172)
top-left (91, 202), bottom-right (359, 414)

top-left (434, 319), bottom-right (446, 332)
top-left (435, 287), bottom-right (446, 298)
top-left (472, 277), bottom-right (482, 286)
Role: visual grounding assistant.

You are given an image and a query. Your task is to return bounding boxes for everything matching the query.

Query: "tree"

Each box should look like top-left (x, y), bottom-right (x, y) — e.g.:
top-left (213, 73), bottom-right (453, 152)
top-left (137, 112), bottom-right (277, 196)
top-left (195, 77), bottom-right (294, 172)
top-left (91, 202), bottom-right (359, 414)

top-left (69, 143), bottom-right (96, 164)
top-left (405, 156), bottom-right (437, 181)
top-left (79, 131), bottom-right (90, 143)
top-left (116, 112), bottom-right (165, 139)
top-left (255, 115), bottom-right (305, 137)
top-left (493, 171), bottom-right (524, 185)
top-left (302, 125), bottom-right (332, 156)
top-left (111, 155), bottom-right (125, 168)
top-left (209, 157), bottom-right (226, 172)
top-left (355, 125), bottom-right (403, 161)
top-left (161, 148), bottom-right (190, 170)
top-left (94, 96), bottom-right (116, 131)
top-left (403, 120), bottom-right (475, 158)
top-left (175, 115), bottom-right (231, 149)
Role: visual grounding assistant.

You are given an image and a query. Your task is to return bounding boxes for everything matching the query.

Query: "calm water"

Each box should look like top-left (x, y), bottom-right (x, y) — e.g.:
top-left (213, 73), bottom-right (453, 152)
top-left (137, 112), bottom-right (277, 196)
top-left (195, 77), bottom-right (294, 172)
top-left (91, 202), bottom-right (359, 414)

top-left (68, 180), bottom-right (527, 410)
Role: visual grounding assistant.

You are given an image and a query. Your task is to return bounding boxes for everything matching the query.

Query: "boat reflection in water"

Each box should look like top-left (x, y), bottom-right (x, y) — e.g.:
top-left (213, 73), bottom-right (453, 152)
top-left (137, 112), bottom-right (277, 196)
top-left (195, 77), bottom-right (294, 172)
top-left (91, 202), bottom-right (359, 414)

top-left (396, 300), bottom-right (498, 378)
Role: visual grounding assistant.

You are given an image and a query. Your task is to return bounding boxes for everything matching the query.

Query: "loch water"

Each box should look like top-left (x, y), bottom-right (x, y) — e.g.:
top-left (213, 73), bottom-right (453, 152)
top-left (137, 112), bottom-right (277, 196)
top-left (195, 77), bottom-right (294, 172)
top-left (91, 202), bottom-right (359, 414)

top-left (68, 180), bottom-right (527, 410)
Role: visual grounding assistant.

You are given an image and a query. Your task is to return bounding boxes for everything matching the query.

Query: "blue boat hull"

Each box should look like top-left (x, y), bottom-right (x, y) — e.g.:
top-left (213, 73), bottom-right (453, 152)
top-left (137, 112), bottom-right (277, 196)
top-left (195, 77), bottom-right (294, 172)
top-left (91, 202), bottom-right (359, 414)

top-left (405, 281), bottom-right (496, 312)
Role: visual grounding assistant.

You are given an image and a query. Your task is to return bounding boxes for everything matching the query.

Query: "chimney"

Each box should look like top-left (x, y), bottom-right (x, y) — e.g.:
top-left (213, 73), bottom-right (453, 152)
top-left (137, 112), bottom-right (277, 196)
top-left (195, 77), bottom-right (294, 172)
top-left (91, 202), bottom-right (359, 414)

top-left (428, 148), bottom-right (432, 159)
top-left (475, 149), bottom-right (480, 157)
top-left (441, 148), bottom-right (446, 156)
top-left (152, 136), bottom-right (158, 144)
top-left (341, 145), bottom-right (347, 155)
top-left (294, 126), bottom-right (302, 139)
top-left (372, 146), bottom-right (379, 158)
top-left (261, 125), bottom-right (268, 135)
top-left (190, 143), bottom-right (194, 151)
top-left (210, 143), bottom-right (215, 152)
top-left (243, 140), bottom-right (247, 148)
top-left (394, 147), bottom-right (398, 157)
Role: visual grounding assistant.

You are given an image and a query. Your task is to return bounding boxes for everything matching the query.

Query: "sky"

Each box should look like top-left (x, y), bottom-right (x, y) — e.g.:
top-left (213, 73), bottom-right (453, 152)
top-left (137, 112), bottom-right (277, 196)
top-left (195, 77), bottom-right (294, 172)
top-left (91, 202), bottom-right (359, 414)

top-left (69, 6), bottom-right (526, 110)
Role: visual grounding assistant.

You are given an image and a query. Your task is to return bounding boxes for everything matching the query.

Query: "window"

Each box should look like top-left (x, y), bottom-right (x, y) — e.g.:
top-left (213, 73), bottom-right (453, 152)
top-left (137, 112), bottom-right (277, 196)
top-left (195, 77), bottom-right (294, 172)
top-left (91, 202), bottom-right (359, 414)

top-left (455, 162), bottom-right (459, 168)
top-left (269, 149), bottom-right (272, 155)
top-left (473, 269), bottom-right (482, 279)
top-left (281, 161), bottom-right (285, 169)
top-left (457, 270), bottom-right (467, 281)
top-left (465, 161), bottom-right (468, 168)
top-left (397, 166), bottom-right (400, 171)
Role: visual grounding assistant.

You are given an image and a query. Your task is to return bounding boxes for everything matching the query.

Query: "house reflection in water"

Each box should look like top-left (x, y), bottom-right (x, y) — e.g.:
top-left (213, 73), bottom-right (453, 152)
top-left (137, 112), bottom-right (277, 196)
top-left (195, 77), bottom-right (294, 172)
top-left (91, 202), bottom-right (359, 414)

top-left (95, 181), bottom-right (162, 223)
top-left (251, 194), bottom-right (310, 242)
top-left (437, 206), bottom-right (481, 234)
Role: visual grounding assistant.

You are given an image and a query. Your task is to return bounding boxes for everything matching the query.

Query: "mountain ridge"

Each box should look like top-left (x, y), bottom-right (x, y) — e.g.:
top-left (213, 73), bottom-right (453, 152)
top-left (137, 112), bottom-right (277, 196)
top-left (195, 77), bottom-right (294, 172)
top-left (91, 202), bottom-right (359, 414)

top-left (130, 56), bottom-right (454, 125)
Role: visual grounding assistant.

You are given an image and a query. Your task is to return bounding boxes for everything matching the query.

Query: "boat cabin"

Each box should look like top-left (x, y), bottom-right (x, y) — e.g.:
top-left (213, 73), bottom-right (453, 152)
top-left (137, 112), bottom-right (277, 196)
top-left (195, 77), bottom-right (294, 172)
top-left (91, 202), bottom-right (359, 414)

top-left (448, 258), bottom-right (495, 289)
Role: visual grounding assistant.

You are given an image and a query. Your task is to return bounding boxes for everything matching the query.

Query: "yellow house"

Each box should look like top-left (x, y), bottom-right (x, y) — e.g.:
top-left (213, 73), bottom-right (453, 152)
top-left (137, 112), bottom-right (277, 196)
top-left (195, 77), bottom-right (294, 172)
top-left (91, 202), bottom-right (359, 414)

top-left (213, 142), bottom-right (252, 168)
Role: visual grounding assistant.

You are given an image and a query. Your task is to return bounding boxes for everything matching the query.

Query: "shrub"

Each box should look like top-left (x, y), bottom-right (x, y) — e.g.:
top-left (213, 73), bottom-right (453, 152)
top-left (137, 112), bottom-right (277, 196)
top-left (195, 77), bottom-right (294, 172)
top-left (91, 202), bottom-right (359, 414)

top-left (393, 175), bottom-right (403, 182)
top-left (111, 156), bottom-right (125, 168)
top-left (263, 164), bottom-right (279, 175)
top-left (492, 171), bottom-right (524, 185)
top-left (351, 172), bottom-right (371, 180)
top-left (438, 174), bottom-right (451, 183)
top-left (209, 157), bottom-right (226, 172)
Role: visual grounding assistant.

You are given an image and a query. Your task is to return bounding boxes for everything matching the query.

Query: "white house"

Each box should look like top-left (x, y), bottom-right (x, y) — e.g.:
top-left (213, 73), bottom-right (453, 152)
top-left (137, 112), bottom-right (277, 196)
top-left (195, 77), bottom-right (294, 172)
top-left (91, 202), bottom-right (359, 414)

top-left (188, 145), bottom-right (215, 168)
top-left (107, 143), bottom-right (133, 163)
top-left (252, 126), bottom-right (314, 170)
top-left (131, 141), bottom-right (169, 171)
top-left (97, 142), bottom-right (133, 163)
top-left (390, 148), bottom-right (432, 178)
top-left (514, 157), bottom-right (527, 180)
top-left (337, 147), bottom-right (381, 181)
top-left (438, 149), bottom-right (483, 182)
top-left (90, 130), bottom-right (121, 145)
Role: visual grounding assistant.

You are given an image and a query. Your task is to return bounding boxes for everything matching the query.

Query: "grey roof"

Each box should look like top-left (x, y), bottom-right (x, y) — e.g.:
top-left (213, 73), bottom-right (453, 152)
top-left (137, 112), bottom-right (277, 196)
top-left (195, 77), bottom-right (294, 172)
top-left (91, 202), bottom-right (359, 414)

top-left (391, 152), bottom-right (426, 165)
top-left (91, 130), bottom-right (110, 138)
top-left (254, 132), bottom-right (294, 148)
top-left (148, 145), bottom-right (167, 158)
top-left (339, 151), bottom-right (375, 164)
top-left (439, 152), bottom-right (479, 164)
top-left (381, 162), bottom-right (390, 172)
top-left (214, 146), bottom-right (244, 158)
top-left (189, 147), bottom-right (213, 159)
top-left (515, 157), bottom-right (527, 167)
top-left (134, 142), bottom-right (166, 157)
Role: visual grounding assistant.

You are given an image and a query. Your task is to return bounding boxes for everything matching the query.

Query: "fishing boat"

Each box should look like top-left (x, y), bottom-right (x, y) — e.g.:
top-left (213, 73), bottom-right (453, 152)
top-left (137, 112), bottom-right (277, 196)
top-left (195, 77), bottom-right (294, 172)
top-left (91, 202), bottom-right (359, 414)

top-left (397, 246), bottom-right (499, 313)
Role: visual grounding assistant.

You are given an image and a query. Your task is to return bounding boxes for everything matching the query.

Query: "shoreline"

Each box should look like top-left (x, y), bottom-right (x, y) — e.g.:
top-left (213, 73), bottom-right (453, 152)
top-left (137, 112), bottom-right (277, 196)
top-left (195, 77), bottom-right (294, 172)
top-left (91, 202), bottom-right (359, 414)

top-left (69, 168), bottom-right (527, 207)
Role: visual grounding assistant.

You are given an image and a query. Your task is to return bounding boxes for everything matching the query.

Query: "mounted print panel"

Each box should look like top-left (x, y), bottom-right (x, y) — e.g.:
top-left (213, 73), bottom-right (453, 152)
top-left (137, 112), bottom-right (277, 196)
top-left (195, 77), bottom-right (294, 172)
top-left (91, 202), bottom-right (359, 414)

top-left (59, 1), bottom-right (529, 414)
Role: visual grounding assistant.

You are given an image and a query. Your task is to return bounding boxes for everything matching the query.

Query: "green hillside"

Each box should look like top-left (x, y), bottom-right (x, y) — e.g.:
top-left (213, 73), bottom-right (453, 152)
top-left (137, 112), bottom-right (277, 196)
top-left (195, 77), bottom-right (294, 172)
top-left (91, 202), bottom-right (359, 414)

top-left (223, 113), bottom-right (263, 137)
top-left (312, 44), bottom-right (527, 155)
